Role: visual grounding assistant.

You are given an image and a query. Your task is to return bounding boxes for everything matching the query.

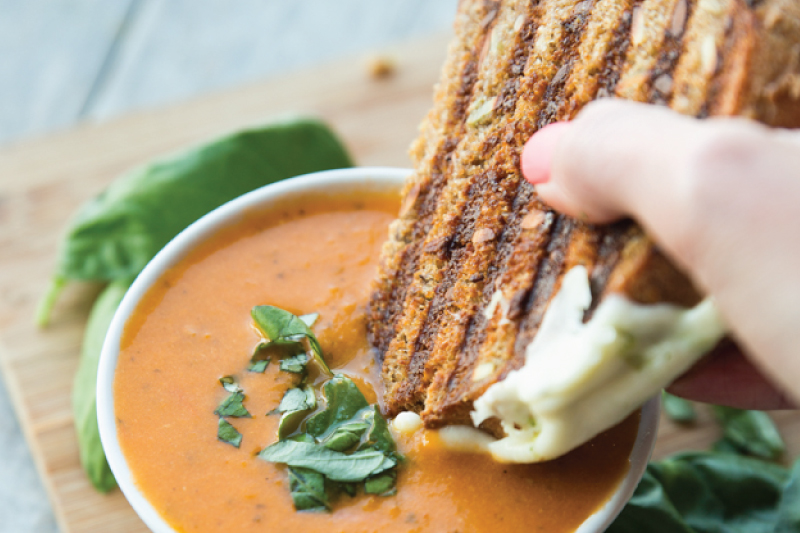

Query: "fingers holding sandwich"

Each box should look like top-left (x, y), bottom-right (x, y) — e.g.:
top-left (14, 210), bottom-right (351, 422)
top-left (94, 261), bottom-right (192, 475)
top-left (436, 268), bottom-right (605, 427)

top-left (522, 98), bottom-right (800, 410)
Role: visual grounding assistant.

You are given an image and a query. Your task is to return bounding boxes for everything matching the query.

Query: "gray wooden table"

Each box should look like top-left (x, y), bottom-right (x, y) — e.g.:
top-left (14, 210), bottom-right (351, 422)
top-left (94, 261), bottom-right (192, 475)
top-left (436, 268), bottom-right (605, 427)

top-left (0, 1), bottom-right (456, 530)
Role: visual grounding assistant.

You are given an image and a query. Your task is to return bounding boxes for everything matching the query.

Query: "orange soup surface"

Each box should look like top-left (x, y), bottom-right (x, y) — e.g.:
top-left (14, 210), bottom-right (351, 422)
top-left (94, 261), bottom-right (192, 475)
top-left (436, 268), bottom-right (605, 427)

top-left (115, 191), bottom-right (639, 533)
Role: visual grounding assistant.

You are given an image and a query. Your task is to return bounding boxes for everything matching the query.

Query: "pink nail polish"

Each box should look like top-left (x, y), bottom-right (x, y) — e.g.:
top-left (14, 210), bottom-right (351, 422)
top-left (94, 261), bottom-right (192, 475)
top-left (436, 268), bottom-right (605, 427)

top-left (522, 122), bottom-right (571, 185)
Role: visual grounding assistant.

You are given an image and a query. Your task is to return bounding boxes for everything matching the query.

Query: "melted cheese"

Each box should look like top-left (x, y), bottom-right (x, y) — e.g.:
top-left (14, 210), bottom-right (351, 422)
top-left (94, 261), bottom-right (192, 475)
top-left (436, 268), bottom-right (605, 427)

top-left (461, 266), bottom-right (726, 463)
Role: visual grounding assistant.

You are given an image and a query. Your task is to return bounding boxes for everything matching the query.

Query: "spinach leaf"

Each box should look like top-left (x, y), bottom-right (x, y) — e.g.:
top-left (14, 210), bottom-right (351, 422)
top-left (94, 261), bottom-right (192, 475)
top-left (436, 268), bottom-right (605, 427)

top-left (251, 306), bottom-right (331, 375)
top-left (218, 419), bottom-right (243, 448)
top-left (288, 467), bottom-right (329, 512)
top-left (73, 280), bottom-right (130, 493)
top-left (712, 406), bottom-right (785, 460)
top-left (258, 441), bottom-right (395, 482)
top-left (214, 391), bottom-right (251, 418)
top-left (662, 392), bottom-right (697, 424)
top-left (38, 118), bottom-right (352, 326)
top-left (776, 459), bottom-right (800, 532)
top-left (305, 375), bottom-right (369, 438)
top-left (710, 437), bottom-right (743, 455)
top-left (609, 452), bottom-right (792, 533)
top-left (280, 353), bottom-right (309, 374)
top-left (365, 470), bottom-right (397, 496)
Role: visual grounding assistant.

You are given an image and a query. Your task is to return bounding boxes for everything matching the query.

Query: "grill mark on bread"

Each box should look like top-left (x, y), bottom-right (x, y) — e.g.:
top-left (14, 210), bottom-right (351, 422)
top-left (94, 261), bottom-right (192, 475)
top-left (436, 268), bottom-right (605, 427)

top-left (670, 0), bottom-right (734, 115)
top-left (647, 0), bottom-right (696, 104)
top-left (376, 3), bottom-right (494, 396)
top-left (430, 187), bottom-right (553, 425)
top-left (422, 0), bottom-right (595, 421)
top-left (511, 216), bottom-right (576, 364)
top-left (425, 0), bottom-right (648, 422)
top-left (706, 3), bottom-right (757, 116)
top-left (616, 0), bottom-right (682, 102)
top-left (597, 0), bottom-right (642, 95)
top-left (447, 0), bottom-right (640, 407)
top-left (536, 1), bottom-right (597, 127)
top-left (585, 221), bottom-right (636, 319)
top-left (387, 1), bottom-right (540, 414)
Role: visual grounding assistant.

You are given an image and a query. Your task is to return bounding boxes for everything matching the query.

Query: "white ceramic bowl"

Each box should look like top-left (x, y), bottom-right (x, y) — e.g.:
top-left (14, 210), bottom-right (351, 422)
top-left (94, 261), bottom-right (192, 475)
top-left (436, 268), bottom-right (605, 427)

top-left (97, 166), bottom-right (659, 533)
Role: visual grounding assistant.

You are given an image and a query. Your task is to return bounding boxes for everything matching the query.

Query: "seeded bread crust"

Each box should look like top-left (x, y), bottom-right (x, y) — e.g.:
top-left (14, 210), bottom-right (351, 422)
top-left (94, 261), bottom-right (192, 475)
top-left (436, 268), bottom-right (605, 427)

top-left (367, 0), bottom-right (800, 430)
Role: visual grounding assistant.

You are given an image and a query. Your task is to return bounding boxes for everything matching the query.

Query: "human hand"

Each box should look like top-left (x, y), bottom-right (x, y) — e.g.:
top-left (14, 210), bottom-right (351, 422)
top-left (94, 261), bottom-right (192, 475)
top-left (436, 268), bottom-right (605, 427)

top-left (521, 99), bottom-right (800, 410)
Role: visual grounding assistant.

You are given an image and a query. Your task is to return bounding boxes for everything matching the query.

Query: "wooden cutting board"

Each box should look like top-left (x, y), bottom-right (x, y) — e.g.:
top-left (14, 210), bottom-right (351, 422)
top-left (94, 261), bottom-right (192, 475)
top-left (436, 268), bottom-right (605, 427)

top-left (1, 32), bottom-right (799, 533)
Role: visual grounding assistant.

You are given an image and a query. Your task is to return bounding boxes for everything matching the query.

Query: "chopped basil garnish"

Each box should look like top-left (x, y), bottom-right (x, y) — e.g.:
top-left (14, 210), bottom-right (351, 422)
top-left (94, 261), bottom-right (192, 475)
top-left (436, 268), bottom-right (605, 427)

top-left (275, 386), bottom-right (317, 439)
top-left (258, 375), bottom-right (401, 508)
top-left (278, 386), bottom-right (317, 413)
top-left (218, 419), bottom-right (243, 448)
top-left (305, 376), bottom-right (369, 438)
top-left (214, 306), bottom-right (401, 513)
top-left (251, 305), bottom-right (332, 376)
top-left (219, 376), bottom-right (242, 393)
top-left (321, 420), bottom-right (370, 452)
top-left (288, 467), bottom-right (329, 512)
top-left (258, 440), bottom-right (395, 482)
top-left (215, 391), bottom-right (252, 418)
top-left (299, 313), bottom-right (319, 328)
top-left (280, 353), bottom-right (309, 374)
top-left (364, 470), bottom-right (397, 496)
top-left (247, 357), bottom-right (270, 373)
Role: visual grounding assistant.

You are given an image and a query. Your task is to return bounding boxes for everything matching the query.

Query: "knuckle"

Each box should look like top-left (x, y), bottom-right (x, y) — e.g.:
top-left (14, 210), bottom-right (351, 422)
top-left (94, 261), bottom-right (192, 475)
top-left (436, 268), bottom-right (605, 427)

top-left (681, 125), bottom-right (762, 209)
top-left (674, 123), bottom-right (765, 265)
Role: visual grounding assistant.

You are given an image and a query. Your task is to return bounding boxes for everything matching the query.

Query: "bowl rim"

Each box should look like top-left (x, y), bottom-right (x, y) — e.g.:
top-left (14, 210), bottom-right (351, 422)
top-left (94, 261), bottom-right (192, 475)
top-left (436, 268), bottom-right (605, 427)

top-left (97, 166), bottom-right (659, 533)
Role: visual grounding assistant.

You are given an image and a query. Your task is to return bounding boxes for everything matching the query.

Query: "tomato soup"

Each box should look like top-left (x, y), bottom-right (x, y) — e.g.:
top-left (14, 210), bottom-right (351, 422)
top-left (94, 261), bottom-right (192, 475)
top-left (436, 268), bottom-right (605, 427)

top-left (115, 191), bottom-right (639, 533)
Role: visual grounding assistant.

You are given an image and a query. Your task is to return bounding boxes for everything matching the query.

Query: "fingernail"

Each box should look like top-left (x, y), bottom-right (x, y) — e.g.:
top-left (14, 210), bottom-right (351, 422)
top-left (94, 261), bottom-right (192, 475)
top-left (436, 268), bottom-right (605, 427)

top-left (522, 122), bottom-right (571, 185)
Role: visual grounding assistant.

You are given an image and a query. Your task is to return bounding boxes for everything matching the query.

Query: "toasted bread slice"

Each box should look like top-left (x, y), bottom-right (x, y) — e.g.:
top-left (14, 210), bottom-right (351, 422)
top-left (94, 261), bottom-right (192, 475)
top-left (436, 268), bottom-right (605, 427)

top-left (368, 0), bottom-right (800, 433)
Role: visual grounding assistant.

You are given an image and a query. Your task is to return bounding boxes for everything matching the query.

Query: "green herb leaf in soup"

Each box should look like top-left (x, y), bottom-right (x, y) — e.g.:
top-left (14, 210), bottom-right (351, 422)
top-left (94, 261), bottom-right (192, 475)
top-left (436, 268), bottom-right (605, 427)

top-left (662, 391), bottom-right (697, 424)
top-left (712, 406), bottom-right (785, 460)
top-left (215, 391), bottom-right (251, 418)
top-left (305, 375), bottom-right (369, 439)
top-left (219, 376), bottom-right (242, 393)
top-left (73, 280), bottom-right (131, 493)
top-left (247, 358), bottom-right (270, 373)
top-left (251, 306), bottom-right (331, 375)
top-left (321, 420), bottom-right (371, 452)
top-left (288, 467), bottom-right (330, 512)
top-left (361, 405), bottom-right (397, 454)
top-left (299, 313), bottom-right (319, 328)
top-left (276, 386), bottom-right (317, 440)
top-left (258, 441), bottom-right (395, 482)
top-left (280, 353), bottom-right (309, 374)
top-left (365, 470), bottom-right (398, 496)
top-left (277, 386), bottom-right (317, 413)
top-left (37, 117), bottom-right (353, 326)
top-left (218, 419), bottom-right (243, 448)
